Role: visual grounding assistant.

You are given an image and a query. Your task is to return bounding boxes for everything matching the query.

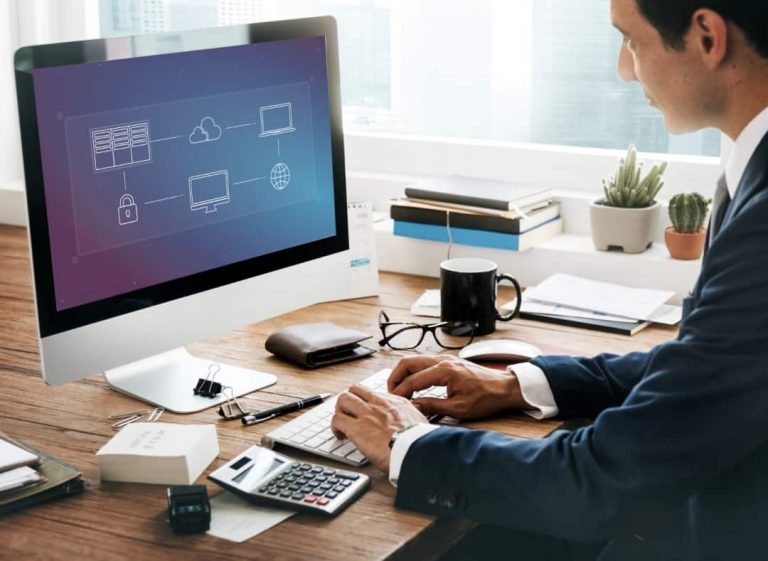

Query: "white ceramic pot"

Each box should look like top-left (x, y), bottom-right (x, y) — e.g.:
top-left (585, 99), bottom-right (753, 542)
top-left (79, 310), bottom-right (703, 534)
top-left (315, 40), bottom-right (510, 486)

top-left (589, 199), bottom-right (661, 254)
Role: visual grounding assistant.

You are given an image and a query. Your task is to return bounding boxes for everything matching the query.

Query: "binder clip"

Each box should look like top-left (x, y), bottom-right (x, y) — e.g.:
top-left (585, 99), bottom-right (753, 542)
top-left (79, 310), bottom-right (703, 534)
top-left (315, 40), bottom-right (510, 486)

top-left (217, 387), bottom-right (249, 420)
top-left (193, 364), bottom-right (222, 398)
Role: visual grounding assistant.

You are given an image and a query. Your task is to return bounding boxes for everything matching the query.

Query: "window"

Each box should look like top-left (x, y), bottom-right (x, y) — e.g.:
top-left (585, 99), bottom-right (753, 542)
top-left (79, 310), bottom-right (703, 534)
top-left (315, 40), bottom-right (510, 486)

top-left (99, 0), bottom-right (720, 157)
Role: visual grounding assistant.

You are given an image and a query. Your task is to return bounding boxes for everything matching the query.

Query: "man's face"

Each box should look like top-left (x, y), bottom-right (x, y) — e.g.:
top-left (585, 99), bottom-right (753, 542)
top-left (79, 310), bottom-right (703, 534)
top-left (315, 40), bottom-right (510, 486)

top-left (611, 0), bottom-right (714, 134)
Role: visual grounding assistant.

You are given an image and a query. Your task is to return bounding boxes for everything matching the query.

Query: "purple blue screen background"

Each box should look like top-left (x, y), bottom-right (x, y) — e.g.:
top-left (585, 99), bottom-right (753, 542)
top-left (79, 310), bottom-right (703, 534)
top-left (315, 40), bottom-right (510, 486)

top-left (33, 37), bottom-right (336, 311)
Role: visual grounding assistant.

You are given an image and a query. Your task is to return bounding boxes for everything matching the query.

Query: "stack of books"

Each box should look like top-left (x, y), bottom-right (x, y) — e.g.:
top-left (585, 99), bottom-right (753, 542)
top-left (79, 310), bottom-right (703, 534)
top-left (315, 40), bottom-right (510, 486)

top-left (391, 176), bottom-right (562, 251)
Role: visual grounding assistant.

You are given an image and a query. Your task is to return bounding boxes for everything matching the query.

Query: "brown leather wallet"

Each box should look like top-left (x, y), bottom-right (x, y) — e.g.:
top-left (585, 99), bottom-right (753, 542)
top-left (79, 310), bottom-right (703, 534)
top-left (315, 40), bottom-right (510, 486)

top-left (265, 322), bottom-right (376, 368)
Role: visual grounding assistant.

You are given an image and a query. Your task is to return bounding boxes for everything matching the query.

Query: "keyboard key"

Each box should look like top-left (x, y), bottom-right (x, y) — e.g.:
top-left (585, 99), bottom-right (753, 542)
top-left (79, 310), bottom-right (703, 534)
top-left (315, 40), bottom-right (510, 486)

top-left (336, 471), bottom-right (361, 481)
top-left (332, 442), bottom-right (358, 458)
top-left (318, 437), bottom-right (348, 453)
top-left (346, 451), bottom-right (366, 463)
top-left (304, 435), bottom-right (331, 449)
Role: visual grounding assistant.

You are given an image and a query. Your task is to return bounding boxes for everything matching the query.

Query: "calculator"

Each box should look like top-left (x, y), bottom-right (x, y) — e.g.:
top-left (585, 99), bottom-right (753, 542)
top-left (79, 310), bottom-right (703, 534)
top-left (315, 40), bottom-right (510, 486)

top-left (208, 445), bottom-right (371, 516)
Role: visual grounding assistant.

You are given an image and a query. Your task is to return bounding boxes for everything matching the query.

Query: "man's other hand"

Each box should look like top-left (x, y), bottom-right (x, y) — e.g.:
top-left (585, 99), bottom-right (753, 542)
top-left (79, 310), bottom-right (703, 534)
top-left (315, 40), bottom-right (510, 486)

top-left (331, 385), bottom-right (429, 472)
top-left (387, 355), bottom-right (527, 420)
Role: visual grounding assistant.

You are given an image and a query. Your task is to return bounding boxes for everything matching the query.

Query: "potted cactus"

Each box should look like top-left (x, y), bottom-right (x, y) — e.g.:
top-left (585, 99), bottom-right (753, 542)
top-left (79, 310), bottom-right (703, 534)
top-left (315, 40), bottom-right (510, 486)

top-left (665, 192), bottom-right (712, 260)
top-left (590, 145), bottom-right (668, 253)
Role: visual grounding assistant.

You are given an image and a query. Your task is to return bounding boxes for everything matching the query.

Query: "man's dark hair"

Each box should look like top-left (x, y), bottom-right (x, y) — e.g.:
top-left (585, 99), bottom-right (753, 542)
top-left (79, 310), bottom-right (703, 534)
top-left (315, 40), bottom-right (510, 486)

top-left (636, 0), bottom-right (768, 58)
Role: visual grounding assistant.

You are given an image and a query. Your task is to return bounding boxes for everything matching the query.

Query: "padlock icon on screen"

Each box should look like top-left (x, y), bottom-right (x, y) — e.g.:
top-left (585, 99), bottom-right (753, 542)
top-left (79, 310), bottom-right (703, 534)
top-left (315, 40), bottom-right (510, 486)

top-left (118, 193), bottom-right (138, 226)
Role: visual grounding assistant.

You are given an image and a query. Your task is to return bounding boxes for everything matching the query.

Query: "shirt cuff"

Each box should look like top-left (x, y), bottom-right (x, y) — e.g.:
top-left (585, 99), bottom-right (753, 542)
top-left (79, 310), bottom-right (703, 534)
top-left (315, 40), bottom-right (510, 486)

top-left (388, 423), bottom-right (441, 487)
top-left (508, 362), bottom-right (559, 419)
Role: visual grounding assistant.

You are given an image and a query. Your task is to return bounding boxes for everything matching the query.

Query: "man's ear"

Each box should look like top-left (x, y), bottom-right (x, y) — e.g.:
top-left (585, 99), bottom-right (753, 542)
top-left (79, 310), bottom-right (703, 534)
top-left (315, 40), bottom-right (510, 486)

top-left (689, 8), bottom-right (728, 69)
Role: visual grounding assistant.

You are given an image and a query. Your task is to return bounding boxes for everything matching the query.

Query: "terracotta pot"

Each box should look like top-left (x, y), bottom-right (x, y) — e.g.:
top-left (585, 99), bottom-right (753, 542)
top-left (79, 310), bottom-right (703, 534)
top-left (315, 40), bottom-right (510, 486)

top-left (589, 199), bottom-right (661, 254)
top-left (664, 226), bottom-right (706, 260)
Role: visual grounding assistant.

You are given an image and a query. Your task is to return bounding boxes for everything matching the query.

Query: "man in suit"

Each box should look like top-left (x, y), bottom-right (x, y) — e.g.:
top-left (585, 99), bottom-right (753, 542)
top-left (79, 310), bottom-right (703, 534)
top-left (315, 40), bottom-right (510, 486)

top-left (332, 1), bottom-right (768, 559)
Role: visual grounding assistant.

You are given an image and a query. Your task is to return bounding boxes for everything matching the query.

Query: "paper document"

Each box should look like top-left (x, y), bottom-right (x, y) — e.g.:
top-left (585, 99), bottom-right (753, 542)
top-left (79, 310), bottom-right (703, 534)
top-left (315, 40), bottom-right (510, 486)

top-left (503, 289), bottom-right (682, 326)
top-left (524, 274), bottom-right (674, 321)
top-left (410, 289), bottom-right (441, 318)
top-left (207, 491), bottom-right (295, 543)
top-left (0, 437), bottom-right (39, 472)
top-left (342, 201), bottom-right (380, 299)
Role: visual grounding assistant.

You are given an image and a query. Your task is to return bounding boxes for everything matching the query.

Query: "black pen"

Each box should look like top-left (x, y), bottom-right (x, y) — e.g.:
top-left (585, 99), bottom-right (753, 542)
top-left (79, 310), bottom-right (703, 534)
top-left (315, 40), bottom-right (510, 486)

top-left (242, 393), bottom-right (333, 426)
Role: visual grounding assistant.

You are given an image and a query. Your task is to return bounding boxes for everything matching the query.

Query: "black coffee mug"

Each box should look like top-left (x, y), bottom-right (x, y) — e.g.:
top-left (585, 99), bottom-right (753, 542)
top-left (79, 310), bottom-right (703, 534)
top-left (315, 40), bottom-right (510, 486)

top-left (440, 258), bottom-right (522, 336)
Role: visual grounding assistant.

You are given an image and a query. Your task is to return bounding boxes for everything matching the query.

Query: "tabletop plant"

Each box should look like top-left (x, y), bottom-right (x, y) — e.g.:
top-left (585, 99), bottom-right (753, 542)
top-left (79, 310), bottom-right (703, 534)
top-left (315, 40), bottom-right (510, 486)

top-left (601, 144), bottom-right (667, 208)
top-left (665, 191), bottom-right (712, 260)
top-left (590, 144), bottom-right (669, 254)
top-left (668, 192), bottom-right (711, 233)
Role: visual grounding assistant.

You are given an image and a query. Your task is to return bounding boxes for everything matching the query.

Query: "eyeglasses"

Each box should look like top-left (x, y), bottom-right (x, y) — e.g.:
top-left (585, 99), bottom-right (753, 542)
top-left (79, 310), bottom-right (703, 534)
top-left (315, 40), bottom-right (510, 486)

top-left (378, 310), bottom-right (477, 350)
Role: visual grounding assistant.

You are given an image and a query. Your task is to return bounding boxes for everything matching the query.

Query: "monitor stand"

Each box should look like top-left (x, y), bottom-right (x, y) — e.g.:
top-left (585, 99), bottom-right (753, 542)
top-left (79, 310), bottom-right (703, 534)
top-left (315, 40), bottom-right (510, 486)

top-left (103, 347), bottom-right (276, 413)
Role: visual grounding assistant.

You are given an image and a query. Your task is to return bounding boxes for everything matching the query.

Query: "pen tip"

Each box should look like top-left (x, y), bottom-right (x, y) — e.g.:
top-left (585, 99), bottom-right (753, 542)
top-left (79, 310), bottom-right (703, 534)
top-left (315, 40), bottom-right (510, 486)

top-left (320, 393), bottom-right (333, 400)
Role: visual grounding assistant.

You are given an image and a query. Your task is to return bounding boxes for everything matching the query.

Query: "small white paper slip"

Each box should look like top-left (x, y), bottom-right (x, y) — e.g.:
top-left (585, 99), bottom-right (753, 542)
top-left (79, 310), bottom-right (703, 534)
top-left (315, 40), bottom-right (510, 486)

top-left (524, 274), bottom-right (674, 321)
top-left (0, 466), bottom-right (42, 493)
top-left (410, 289), bottom-right (441, 318)
top-left (207, 491), bottom-right (296, 543)
top-left (0, 437), bottom-right (38, 472)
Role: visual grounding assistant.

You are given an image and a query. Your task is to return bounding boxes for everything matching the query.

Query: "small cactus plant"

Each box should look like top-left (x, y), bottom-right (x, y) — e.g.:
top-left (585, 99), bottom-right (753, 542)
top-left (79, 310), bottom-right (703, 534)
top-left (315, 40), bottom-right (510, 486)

top-left (668, 192), bottom-right (711, 234)
top-left (602, 144), bottom-right (667, 208)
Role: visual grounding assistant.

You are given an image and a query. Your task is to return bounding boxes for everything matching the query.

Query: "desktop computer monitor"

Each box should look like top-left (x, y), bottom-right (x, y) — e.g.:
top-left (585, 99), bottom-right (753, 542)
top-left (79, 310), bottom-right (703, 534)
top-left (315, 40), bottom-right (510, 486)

top-left (14, 17), bottom-right (350, 412)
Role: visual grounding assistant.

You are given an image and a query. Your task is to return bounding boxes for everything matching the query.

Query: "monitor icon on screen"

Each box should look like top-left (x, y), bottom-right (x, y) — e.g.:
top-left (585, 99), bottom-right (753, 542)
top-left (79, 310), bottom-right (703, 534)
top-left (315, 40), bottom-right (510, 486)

top-left (259, 102), bottom-right (296, 137)
top-left (189, 170), bottom-right (230, 213)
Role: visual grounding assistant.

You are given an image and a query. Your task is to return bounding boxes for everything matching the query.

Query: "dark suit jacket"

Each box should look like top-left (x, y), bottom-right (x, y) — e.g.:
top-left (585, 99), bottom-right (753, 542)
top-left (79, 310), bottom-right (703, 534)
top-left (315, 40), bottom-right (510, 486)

top-left (396, 132), bottom-right (768, 560)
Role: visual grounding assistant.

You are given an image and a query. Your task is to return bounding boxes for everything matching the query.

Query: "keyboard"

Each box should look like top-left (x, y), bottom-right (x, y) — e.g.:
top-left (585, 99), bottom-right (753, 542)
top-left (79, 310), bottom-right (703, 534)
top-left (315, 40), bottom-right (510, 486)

top-left (261, 369), bottom-right (446, 467)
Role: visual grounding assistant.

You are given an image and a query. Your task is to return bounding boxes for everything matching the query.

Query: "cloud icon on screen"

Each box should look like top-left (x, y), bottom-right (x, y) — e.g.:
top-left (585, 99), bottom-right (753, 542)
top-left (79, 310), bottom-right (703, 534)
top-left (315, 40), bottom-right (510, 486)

top-left (189, 116), bottom-right (222, 144)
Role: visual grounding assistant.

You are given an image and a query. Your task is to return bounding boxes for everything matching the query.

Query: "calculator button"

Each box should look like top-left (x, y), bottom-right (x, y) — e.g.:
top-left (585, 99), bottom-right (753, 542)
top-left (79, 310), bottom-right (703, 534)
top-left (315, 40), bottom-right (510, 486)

top-left (333, 485), bottom-right (345, 493)
top-left (280, 491), bottom-right (292, 498)
top-left (317, 498), bottom-right (330, 506)
top-left (276, 481), bottom-right (288, 488)
top-left (336, 470), bottom-right (360, 480)
top-left (259, 486), bottom-right (269, 492)
top-left (327, 491), bottom-right (338, 499)
top-left (289, 484), bottom-right (300, 491)
top-left (328, 478), bottom-right (340, 484)
top-left (320, 483), bottom-right (332, 490)
top-left (297, 478), bottom-right (309, 485)
top-left (267, 488), bottom-right (280, 495)
top-left (300, 486), bottom-right (313, 494)
top-left (315, 475), bottom-right (327, 482)
top-left (300, 463), bottom-right (312, 470)
top-left (340, 480), bottom-right (352, 487)
top-left (311, 467), bottom-right (323, 474)
top-left (304, 495), bottom-right (318, 503)
top-left (306, 480), bottom-right (319, 487)
top-left (285, 476), bottom-right (297, 483)
top-left (291, 493), bottom-right (305, 501)
top-left (323, 469), bottom-right (336, 476)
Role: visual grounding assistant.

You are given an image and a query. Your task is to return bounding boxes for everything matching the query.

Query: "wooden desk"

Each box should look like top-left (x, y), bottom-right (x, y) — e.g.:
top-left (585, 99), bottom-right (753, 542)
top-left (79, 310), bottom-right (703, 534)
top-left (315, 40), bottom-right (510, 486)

top-left (0, 224), bottom-right (677, 560)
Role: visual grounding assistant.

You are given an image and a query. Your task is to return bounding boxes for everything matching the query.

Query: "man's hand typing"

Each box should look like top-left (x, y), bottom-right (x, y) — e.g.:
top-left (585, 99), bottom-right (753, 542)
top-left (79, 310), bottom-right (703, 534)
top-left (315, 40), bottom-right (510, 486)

top-left (388, 355), bottom-right (527, 420)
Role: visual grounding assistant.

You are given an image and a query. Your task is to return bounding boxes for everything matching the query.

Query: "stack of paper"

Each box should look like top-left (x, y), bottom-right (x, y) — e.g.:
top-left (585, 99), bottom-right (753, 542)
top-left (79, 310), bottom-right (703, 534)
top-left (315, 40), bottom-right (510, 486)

top-left (503, 274), bottom-right (682, 335)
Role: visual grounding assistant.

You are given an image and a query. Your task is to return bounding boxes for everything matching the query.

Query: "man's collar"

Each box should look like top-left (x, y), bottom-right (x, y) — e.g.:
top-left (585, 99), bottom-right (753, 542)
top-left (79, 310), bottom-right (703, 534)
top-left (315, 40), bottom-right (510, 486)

top-left (725, 106), bottom-right (768, 197)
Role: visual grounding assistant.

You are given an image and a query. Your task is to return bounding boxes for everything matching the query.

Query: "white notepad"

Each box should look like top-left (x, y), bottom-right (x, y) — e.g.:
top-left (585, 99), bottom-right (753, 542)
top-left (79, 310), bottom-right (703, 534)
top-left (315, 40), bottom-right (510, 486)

top-left (0, 438), bottom-right (39, 472)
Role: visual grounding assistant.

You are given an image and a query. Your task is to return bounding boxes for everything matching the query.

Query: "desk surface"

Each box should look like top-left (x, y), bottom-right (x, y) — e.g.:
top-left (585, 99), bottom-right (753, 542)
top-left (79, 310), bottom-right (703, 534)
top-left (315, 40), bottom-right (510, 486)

top-left (0, 224), bottom-right (677, 560)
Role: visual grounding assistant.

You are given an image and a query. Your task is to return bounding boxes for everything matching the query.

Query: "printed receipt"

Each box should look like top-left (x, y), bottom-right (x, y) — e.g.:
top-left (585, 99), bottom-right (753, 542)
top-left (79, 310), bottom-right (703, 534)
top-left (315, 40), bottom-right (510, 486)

top-left (207, 492), bottom-right (296, 543)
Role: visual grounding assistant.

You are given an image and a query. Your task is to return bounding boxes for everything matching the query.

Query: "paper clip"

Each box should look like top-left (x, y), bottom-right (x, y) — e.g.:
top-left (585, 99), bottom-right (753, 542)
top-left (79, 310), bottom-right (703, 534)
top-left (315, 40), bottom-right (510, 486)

top-left (108, 409), bottom-right (148, 420)
top-left (111, 411), bottom-right (146, 429)
top-left (217, 387), bottom-right (249, 420)
top-left (193, 363), bottom-right (223, 398)
top-left (147, 407), bottom-right (165, 422)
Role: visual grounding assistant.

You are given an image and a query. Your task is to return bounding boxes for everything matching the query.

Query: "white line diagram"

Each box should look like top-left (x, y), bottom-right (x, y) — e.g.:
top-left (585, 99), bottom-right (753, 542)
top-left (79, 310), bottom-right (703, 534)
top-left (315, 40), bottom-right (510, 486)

top-left (91, 121), bottom-right (152, 172)
top-left (259, 103), bottom-right (296, 137)
top-left (189, 170), bottom-right (231, 213)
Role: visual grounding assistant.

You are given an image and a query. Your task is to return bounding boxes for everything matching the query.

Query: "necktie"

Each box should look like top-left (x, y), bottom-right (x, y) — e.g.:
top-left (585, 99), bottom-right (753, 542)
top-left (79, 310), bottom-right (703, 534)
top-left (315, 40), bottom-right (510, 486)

top-left (706, 174), bottom-right (731, 250)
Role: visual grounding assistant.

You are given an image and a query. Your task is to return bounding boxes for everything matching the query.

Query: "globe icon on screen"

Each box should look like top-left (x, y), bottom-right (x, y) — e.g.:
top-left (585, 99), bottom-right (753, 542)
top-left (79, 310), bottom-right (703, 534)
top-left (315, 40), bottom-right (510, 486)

top-left (270, 162), bottom-right (291, 190)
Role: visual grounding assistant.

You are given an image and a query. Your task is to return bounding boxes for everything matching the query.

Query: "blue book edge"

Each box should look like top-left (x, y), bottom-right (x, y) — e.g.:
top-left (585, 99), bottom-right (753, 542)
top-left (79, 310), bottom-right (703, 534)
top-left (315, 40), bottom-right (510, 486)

top-left (393, 217), bottom-right (561, 251)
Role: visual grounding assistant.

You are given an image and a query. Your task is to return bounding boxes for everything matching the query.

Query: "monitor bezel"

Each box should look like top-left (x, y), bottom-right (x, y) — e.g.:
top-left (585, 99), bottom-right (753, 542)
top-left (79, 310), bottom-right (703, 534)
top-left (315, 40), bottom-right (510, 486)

top-left (15, 17), bottom-right (349, 339)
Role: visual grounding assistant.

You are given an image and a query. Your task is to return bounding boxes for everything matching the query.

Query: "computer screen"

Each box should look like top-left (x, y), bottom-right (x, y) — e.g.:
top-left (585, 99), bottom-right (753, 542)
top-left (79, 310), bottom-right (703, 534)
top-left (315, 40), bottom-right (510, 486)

top-left (15, 18), bottom-right (350, 411)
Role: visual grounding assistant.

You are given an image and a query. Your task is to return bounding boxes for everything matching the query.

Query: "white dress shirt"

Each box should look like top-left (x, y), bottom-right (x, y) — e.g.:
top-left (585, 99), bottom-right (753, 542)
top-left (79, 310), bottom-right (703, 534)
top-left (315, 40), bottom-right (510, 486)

top-left (389, 105), bottom-right (768, 487)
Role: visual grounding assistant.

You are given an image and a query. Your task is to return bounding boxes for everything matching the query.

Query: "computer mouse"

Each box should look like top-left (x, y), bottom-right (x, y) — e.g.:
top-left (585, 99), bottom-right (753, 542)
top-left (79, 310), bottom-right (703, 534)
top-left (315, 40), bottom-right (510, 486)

top-left (458, 339), bottom-right (541, 364)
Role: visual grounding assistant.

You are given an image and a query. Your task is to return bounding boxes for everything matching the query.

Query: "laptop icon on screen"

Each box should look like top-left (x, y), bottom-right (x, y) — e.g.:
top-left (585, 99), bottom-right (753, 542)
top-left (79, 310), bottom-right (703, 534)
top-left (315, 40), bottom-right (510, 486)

top-left (259, 102), bottom-right (296, 137)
